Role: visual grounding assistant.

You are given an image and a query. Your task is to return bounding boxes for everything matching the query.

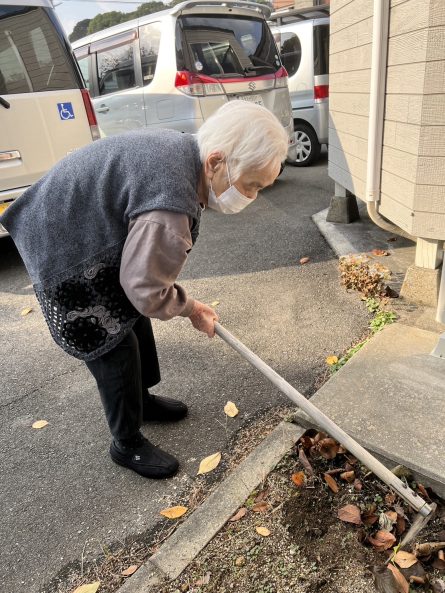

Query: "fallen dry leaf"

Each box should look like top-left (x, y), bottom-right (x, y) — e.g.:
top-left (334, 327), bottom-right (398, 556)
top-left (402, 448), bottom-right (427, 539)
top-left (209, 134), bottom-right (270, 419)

top-left (197, 452), bottom-right (221, 475)
top-left (325, 355), bottom-right (338, 365)
top-left (387, 564), bottom-right (409, 593)
top-left (362, 511), bottom-right (379, 526)
top-left (372, 249), bottom-right (390, 256)
top-left (21, 307), bottom-right (33, 316)
top-left (72, 583), bottom-right (101, 593)
top-left (396, 515), bottom-right (406, 535)
top-left (160, 506), bottom-right (188, 519)
top-left (235, 555), bottom-right (246, 567)
top-left (323, 473), bottom-right (339, 493)
top-left (354, 479), bottom-right (363, 491)
top-left (338, 504), bottom-right (361, 525)
top-left (385, 493), bottom-right (396, 505)
top-left (410, 576), bottom-right (425, 585)
top-left (252, 501), bottom-right (269, 513)
top-left (340, 470), bottom-right (355, 483)
top-left (417, 483), bottom-right (431, 500)
top-left (299, 436), bottom-right (314, 449)
top-left (432, 557), bottom-right (445, 570)
top-left (32, 420), bottom-right (48, 429)
top-left (210, 300), bottom-right (220, 307)
top-left (379, 511), bottom-right (397, 532)
top-left (368, 530), bottom-right (396, 551)
top-left (229, 507), bottom-right (248, 522)
top-left (298, 446), bottom-right (314, 477)
top-left (299, 257), bottom-right (310, 265)
top-left (256, 526), bottom-right (270, 537)
top-left (121, 565), bottom-right (139, 576)
top-left (319, 438), bottom-right (339, 460)
top-left (224, 401), bottom-right (239, 418)
top-left (291, 471), bottom-right (305, 488)
top-left (254, 488), bottom-right (270, 503)
top-left (394, 551), bottom-right (418, 569)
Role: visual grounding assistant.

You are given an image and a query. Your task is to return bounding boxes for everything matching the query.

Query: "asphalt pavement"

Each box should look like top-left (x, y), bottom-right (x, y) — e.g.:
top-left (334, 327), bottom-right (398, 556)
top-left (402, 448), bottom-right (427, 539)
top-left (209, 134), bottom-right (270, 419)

top-left (0, 152), bottom-right (370, 592)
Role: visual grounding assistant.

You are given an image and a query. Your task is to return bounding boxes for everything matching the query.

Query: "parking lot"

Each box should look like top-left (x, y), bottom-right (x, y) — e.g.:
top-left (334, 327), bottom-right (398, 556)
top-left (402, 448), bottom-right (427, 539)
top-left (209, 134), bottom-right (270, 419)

top-left (0, 155), bottom-right (371, 592)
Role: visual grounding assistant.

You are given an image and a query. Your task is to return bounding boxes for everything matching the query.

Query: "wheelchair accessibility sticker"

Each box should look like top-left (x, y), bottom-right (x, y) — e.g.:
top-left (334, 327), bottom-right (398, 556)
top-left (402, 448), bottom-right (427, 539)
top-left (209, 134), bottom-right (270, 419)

top-left (57, 103), bottom-right (75, 120)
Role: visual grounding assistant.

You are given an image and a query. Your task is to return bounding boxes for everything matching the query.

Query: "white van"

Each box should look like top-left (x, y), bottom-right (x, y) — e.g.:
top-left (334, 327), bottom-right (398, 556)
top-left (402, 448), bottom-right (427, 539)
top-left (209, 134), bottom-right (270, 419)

top-left (72, 0), bottom-right (297, 161)
top-left (0, 0), bottom-right (99, 236)
top-left (270, 5), bottom-right (329, 166)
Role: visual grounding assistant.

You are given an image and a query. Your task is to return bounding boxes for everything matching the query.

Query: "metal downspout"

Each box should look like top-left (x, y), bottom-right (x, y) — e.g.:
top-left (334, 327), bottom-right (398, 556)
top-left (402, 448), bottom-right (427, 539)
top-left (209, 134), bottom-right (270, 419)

top-left (365, 0), bottom-right (416, 242)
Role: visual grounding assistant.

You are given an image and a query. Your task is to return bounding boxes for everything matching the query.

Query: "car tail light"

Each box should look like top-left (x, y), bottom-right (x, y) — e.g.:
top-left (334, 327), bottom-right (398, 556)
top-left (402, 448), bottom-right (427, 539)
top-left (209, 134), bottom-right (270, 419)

top-left (274, 66), bottom-right (288, 88)
top-left (314, 84), bottom-right (329, 101)
top-left (175, 71), bottom-right (224, 97)
top-left (81, 89), bottom-right (100, 140)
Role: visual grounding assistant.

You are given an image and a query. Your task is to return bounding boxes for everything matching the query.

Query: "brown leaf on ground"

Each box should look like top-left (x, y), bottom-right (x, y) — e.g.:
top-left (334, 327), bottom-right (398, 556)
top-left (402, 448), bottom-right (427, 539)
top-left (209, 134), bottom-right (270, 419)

top-left (417, 483), bottom-right (431, 501)
top-left (338, 445), bottom-right (347, 454)
top-left (314, 431), bottom-right (328, 443)
top-left (393, 551), bottom-right (418, 569)
top-left (256, 526), bottom-right (270, 537)
top-left (160, 506), bottom-right (188, 519)
top-left (252, 501), bottom-right (269, 513)
top-left (21, 307), bottom-right (33, 316)
top-left (291, 472), bottom-right (305, 488)
top-left (254, 488), bottom-right (270, 503)
top-left (362, 508), bottom-right (379, 526)
top-left (121, 565), bottom-right (139, 576)
top-left (324, 473), bottom-right (339, 493)
top-left (318, 438), bottom-right (339, 460)
top-left (354, 479), bottom-right (363, 491)
top-left (299, 257), bottom-right (310, 264)
top-left (340, 470), bottom-right (355, 483)
top-left (410, 576), bottom-right (425, 585)
top-left (32, 420), bottom-right (48, 429)
top-left (299, 436), bottom-right (314, 450)
top-left (72, 584), bottom-right (101, 593)
top-left (387, 563), bottom-right (409, 593)
top-left (396, 515), bottom-right (406, 535)
top-left (385, 493), bottom-right (396, 505)
top-left (338, 504), bottom-right (361, 525)
top-left (229, 507), bottom-right (247, 522)
top-left (371, 249), bottom-right (390, 256)
top-left (298, 446), bottom-right (314, 477)
top-left (368, 530), bottom-right (396, 551)
top-left (386, 511), bottom-right (398, 523)
top-left (387, 237), bottom-right (397, 243)
top-left (432, 557), bottom-right (445, 571)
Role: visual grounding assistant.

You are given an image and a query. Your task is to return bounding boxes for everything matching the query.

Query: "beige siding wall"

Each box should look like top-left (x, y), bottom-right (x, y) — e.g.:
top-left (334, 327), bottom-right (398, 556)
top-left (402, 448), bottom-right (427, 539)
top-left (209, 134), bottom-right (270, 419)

top-left (328, 0), bottom-right (445, 239)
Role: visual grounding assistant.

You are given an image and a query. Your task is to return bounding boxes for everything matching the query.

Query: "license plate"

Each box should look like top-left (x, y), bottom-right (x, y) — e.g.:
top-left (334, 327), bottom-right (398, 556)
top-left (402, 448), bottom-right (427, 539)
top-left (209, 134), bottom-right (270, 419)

top-left (231, 94), bottom-right (264, 106)
top-left (0, 202), bottom-right (10, 215)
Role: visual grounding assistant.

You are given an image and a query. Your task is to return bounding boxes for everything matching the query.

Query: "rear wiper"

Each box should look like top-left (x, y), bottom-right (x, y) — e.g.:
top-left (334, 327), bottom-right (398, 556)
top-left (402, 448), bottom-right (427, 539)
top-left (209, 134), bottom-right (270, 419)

top-left (0, 96), bottom-right (11, 109)
top-left (244, 66), bottom-right (275, 73)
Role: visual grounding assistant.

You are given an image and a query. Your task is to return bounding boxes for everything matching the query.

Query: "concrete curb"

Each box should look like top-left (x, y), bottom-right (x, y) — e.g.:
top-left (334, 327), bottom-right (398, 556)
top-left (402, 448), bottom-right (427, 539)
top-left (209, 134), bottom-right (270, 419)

top-left (312, 208), bottom-right (358, 258)
top-left (116, 421), bottom-right (305, 593)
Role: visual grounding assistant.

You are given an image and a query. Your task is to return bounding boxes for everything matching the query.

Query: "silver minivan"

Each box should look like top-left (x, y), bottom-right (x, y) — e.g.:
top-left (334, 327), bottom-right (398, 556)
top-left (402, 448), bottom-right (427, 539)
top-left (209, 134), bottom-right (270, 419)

top-left (270, 5), bottom-right (329, 166)
top-left (0, 0), bottom-right (99, 236)
top-left (72, 0), bottom-right (297, 161)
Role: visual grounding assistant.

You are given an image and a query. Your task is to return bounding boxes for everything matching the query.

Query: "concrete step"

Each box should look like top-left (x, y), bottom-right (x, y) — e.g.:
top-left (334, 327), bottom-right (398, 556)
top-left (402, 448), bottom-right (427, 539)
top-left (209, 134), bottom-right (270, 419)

top-left (295, 323), bottom-right (445, 498)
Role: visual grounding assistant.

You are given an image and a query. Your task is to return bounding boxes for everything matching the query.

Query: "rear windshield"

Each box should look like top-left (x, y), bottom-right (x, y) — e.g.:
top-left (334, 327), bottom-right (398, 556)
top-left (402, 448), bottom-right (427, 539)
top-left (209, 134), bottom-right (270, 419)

top-left (0, 5), bottom-right (78, 95)
top-left (177, 15), bottom-right (281, 78)
top-left (313, 23), bottom-right (329, 76)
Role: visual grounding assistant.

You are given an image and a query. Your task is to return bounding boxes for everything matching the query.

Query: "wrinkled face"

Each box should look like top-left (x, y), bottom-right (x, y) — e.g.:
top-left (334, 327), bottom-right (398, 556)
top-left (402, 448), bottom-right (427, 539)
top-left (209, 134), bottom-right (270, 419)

top-left (204, 152), bottom-right (281, 202)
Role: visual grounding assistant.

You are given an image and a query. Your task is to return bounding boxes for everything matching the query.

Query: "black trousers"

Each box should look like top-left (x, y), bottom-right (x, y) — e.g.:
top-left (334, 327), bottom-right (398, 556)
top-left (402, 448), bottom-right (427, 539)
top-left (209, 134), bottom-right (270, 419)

top-left (85, 317), bottom-right (160, 441)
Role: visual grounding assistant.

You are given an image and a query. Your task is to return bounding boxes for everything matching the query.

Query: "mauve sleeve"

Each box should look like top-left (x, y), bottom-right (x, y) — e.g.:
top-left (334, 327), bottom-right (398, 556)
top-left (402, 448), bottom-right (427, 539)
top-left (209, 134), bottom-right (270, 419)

top-left (120, 211), bottom-right (195, 320)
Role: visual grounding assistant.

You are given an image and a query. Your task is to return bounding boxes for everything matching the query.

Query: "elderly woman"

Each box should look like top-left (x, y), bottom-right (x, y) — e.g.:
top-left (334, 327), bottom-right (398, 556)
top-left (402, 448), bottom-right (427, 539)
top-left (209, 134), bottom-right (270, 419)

top-left (1, 101), bottom-right (288, 479)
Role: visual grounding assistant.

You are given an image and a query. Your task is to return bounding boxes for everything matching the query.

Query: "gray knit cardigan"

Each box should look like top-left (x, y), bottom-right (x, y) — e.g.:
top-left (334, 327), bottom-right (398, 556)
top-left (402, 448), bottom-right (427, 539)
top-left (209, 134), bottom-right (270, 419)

top-left (0, 129), bottom-right (202, 360)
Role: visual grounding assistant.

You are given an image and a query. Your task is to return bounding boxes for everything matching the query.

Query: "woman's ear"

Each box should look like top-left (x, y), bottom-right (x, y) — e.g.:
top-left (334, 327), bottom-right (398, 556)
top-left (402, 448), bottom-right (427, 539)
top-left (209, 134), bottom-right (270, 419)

top-left (205, 151), bottom-right (225, 178)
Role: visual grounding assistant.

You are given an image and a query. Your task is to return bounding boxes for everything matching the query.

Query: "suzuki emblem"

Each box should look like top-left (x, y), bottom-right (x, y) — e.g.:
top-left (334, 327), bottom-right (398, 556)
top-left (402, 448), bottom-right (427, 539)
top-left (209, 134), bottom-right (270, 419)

top-left (248, 81), bottom-right (256, 91)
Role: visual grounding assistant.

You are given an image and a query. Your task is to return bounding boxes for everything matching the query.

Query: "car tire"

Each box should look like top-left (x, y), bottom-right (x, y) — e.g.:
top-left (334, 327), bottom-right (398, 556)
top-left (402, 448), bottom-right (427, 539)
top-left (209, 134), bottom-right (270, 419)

top-left (287, 123), bottom-right (321, 167)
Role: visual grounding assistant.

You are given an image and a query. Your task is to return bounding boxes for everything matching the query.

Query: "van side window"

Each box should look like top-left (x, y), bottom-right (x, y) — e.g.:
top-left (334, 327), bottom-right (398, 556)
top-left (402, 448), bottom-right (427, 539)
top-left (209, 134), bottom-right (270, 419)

top-left (76, 56), bottom-right (91, 91)
top-left (0, 6), bottom-right (77, 94)
top-left (139, 23), bottom-right (161, 85)
top-left (280, 32), bottom-right (301, 78)
top-left (96, 40), bottom-right (136, 96)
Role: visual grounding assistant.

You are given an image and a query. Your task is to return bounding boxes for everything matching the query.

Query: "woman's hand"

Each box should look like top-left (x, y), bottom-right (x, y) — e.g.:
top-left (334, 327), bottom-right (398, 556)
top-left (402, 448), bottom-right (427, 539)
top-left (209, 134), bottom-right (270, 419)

top-left (189, 300), bottom-right (219, 337)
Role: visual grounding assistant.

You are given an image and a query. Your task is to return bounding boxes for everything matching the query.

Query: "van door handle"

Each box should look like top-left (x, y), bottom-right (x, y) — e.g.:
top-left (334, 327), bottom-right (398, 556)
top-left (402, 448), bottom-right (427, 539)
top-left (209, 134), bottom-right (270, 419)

top-left (96, 105), bottom-right (110, 114)
top-left (0, 96), bottom-right (11, 109)
top-left (0, 150), bottom-right (20, 162)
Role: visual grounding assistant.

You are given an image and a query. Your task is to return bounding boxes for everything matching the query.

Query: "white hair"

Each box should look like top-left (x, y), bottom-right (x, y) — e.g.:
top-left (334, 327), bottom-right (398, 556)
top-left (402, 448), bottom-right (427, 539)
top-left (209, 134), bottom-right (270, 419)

top-left (197, 100), bottom-right (289, 180)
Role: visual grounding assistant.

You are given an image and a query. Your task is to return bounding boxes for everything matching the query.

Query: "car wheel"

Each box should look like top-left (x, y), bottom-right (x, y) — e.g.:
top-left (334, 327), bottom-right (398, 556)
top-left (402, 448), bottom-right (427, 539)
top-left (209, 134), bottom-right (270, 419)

top-left (287, 123), bottom-right (321, 167)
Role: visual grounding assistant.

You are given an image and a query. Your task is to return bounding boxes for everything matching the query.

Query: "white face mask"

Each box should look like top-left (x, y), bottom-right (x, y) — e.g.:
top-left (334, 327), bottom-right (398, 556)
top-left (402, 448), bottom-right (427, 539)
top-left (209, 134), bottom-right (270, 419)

top-left (207, 163), bottom-right (253, 214)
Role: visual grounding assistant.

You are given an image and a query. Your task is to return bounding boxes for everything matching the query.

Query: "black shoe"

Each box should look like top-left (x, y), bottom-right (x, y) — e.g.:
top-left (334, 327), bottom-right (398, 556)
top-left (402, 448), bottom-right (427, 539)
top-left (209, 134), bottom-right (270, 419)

top-left (110, 433), bottom-right (179, 479)
top-left (143, 393), bottom-right (188, 422)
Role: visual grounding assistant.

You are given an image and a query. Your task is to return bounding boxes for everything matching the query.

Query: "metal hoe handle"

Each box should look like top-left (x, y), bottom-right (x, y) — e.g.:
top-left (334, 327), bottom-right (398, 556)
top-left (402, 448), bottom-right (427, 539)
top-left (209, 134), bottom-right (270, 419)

top-left (215, 322), bottom-right (433, 517)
